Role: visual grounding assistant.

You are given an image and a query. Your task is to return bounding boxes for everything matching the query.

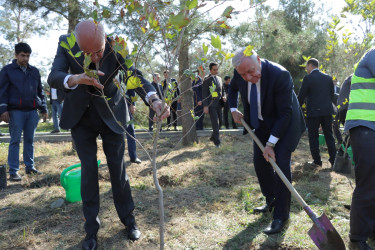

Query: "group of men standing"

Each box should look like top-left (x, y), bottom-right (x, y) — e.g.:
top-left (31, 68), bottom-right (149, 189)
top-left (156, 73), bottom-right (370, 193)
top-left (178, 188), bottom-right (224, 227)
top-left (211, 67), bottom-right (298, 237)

top-left (0, 17), bottom-right (373, 250)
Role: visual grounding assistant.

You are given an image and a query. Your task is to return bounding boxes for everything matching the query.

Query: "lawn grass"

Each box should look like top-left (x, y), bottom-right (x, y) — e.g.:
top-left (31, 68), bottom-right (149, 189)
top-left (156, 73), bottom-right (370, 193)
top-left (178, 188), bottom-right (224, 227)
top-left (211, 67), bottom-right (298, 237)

top-left (0, 133), bottom-right (373, 249)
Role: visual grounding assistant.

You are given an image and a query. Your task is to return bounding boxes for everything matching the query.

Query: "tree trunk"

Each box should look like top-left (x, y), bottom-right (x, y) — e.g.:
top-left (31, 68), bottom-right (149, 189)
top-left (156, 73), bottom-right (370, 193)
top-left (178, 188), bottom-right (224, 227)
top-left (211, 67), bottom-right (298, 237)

top-left (67, 0), bottom-right (80, 33)
top-left (178, 40), bottom-right (198, 146)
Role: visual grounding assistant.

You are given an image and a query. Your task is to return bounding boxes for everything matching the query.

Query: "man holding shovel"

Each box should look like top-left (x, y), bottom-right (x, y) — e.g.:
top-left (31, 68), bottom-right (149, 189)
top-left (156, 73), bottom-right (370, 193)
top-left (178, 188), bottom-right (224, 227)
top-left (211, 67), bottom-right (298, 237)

top-left (345, 48), bottom-right (375, 250)
top-left (228, 48), bottom-right (306, 234)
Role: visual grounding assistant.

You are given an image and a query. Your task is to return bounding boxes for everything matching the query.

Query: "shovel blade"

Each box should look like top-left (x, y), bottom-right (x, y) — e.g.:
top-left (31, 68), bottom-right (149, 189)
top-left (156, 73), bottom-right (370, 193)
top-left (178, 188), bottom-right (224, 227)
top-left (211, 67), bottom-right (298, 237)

top-left (308, 213), bottom-right (345, 250)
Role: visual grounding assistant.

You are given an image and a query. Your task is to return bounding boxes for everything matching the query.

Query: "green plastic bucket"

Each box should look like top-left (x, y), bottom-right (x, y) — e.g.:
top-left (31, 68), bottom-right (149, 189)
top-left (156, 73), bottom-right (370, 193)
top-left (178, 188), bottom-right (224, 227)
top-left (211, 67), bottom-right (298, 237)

top-left (60, 160), bottom-right (101, 203)
top-left (319, 134), bottom-right (325, 145)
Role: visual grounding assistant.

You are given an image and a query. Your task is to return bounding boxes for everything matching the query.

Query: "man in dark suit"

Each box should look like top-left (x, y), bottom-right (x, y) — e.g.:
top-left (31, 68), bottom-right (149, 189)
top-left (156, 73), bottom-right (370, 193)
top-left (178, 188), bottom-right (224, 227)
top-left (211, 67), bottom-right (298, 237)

top-left (48, 20), bottom-right (169, 249)
top-left (228, 48), bottom-right (305, 234)
top-left (162, 70), bottom-right (180, 131)
top-left (50, 87), bottom-right (65, 133)
top-left (298, 58), bottom-right (336, 167)
top-left (222, 75), bottom-right (238, 129)
top-left (202, 62), bottom-right (225, 147)
top-left (192, 70), bottom-right (204, 130)
top-left (149, 73), bottom-right (164, 132)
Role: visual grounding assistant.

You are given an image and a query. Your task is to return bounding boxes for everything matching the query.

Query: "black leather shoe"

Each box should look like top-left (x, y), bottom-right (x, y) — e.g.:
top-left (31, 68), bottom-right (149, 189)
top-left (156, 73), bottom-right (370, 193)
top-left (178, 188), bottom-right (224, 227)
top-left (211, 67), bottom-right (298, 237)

top-left (9, 173), bottom-right (22, 181)
top-left (127, 223), bottom-right (141, 241)
top-left (263, 219), bottom-right (289, 235)
top-left (50, 129), bottom-right (60, 133)
top-left (253, 203), bottom-right (275, 213)
top-left (349, 240), bottom-right (372, 250)
top-left (130, 158), bottom-right (142, 164)
top-left (26, 168), bottom-right (42, 175)
top-left (82, 234), bottom-right (97, 250)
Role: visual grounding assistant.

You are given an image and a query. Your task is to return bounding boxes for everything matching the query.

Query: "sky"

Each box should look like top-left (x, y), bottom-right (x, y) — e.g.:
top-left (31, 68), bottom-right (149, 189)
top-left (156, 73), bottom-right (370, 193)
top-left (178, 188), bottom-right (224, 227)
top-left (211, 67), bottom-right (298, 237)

top-left (27, 0), bottom-right (349, 80)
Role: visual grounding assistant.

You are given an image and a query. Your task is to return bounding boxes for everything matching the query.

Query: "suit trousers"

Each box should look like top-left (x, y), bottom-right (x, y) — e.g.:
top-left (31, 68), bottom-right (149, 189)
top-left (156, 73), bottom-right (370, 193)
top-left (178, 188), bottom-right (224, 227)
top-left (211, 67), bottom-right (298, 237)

top-left (71, 104), bottom-right (135, 235)
top-left (306, 116), bottom-right (336, 165)
top-left (254, 121), bottom-right (292, 220)
top-left (223, 101), bottom-right (236, 129)
top-left (209, 105), bottom-right (221, 145)
top-left (349, 126), bottom-right (375, 241)
top-left (194, 104), bottom-right (204, 130)
top-left (126, 118), bottom-right (137, 161)
top-left (167, 101), bottom-right (178, 128)
top-left (149, 108), bottom-right (156, 130)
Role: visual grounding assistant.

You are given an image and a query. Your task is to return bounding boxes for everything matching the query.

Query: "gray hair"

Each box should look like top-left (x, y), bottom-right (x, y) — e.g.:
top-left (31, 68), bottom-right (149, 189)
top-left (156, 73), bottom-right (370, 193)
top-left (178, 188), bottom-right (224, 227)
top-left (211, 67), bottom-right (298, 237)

top-left (74, 19), bottom-right (105, 46)
top-left (232, 47), bottom-right (258, 68)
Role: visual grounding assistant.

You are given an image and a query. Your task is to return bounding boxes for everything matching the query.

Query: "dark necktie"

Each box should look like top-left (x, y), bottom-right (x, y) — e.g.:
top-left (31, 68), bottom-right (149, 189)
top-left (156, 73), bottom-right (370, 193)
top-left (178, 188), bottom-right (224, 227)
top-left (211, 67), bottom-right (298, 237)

top-left (250, 83), bottom-right (259, 129)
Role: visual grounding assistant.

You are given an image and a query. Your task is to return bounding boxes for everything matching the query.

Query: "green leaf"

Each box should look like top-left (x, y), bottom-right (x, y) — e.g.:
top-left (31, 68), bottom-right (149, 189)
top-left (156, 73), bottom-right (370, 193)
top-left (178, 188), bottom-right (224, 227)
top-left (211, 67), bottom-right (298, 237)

top-left (68, 51), bottom-right (74, 58)
top-left (210, 35), bottom-right (221, 50)
top-left (91, 10), bottom-right (98, 22)
top-left (203, 43), bottom-right (208, 55)
top-left (84, 54), bottom-right (92, 69)
top-left (131, 96), bottom-right (138, 103)
top-left (186, 0), bottom-right (198, 10)
top-left (166, 33), bottom-right (176, 40)
top-left (60, 41), bottom-right (70, 50)
top-left (74, 51), bottom-right (83, 58)
top-left (125, 59), bottom-right (133, 69)
top-left (225, 52), bottom-right (234, 60)
top-left (168, 11), bottom-right (190, 29)
top-left (222, 6), bottom-right (234, 18)
top-left (243, 45), bottom-right (254, 56)
top-left (67, 33), bottom-right (76, 48)
top-left (102, 8), bottom-right (111, 18)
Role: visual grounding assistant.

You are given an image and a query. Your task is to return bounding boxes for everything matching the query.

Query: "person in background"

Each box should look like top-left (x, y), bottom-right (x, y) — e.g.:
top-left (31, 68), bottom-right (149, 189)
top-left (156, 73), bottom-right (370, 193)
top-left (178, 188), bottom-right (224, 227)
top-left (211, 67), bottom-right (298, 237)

top-left (149, 73), bottom-right (164, 132)
top-left (0, 42), bottom-right (48, 181)
top-left (48, 20), bottom-right (169, 249)
top-left (344, 48), bottom-right (375, 250)
top-left (163, 70), bottom-right (180, 131)
top-left (228, 48), bottom-right (305, 234)
top-left (298, 58), bottom-right (336, 167)
top-left (126, 89), bottom-right (141, 164)
top-left (223, 75), bottom-right (238, 129)
top-left (202, 62), bottom-right (225, 147)
top-left (50, 87), bottom-right (64, 133)
top-left (192, 69), bottom-right (204, 130)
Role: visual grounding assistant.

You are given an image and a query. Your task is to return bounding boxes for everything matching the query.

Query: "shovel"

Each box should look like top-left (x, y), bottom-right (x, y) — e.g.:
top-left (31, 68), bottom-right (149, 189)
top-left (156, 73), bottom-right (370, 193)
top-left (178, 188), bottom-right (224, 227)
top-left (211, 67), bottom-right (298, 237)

top-left (333, 136), bottom-right (352, 174)
top-left (241, 118), bottom-right (345, 250)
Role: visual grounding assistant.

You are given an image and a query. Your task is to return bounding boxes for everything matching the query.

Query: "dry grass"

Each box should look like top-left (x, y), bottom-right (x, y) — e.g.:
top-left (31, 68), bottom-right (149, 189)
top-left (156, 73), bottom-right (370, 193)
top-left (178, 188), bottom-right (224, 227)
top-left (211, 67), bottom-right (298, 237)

top-left (0, 133), bottom-right (373, 249)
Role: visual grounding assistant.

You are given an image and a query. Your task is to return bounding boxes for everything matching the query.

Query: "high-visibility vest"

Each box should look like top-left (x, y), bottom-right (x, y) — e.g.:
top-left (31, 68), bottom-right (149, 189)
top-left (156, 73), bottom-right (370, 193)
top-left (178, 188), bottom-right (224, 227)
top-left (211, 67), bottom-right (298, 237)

top-left (346, 58), bottom-right (375, 122)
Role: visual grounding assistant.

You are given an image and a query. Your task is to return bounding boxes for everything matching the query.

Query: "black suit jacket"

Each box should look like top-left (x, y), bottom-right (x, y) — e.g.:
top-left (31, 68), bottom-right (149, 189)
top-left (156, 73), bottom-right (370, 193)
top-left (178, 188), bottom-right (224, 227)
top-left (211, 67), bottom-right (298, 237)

top-left (202, 74), bottom-right (225, 108)
top-left (228, 60), bottom-right (306, 152)
top-left (152, 81), bottom-right (164, 99)
top-left (298, 69), bottom-right (334, 117)
top-left (47, 35), bottom-right (155, 134)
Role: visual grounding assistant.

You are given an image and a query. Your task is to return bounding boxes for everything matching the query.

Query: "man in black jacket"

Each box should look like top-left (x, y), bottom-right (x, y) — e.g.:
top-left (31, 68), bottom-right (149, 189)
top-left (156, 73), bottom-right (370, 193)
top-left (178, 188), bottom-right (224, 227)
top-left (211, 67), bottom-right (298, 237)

top-left (202, 62), bottom-right (225, 147)
top-left (0, 42), bottom-right (48, 181)
top-left (298, 58), bottom-right (336, 167)
top-left (48, 20), bottom-right (169, 249)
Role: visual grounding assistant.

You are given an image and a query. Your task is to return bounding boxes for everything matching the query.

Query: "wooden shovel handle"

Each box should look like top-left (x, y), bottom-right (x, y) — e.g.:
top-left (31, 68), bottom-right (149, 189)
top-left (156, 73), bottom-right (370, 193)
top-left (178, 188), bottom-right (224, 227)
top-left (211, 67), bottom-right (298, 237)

top-left (240, 118), bottom-right (308, 208)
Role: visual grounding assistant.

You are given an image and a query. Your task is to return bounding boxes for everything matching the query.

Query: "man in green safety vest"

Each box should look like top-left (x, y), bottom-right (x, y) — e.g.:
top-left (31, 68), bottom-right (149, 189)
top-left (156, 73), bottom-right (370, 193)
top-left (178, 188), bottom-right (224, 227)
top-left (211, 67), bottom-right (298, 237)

top-left (345, 48), bottom-right (375, 250)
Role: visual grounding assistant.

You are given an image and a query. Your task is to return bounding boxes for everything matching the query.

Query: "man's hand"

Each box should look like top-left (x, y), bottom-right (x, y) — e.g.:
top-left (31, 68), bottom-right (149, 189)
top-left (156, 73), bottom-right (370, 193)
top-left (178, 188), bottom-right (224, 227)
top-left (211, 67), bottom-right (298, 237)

top-left (231, 110), bottom-right (243, 124)
top-left (68, 70), bottom-right (105, 89)
top-left (0, 111), bottom-right (9, 123)
top-left (197, 101), bottom-right (202, 106)
top-left (203, 106), bottom-right (209, 114)
top-left (42, 112), bottom-right (48, 121)
top-left (263, 145), bottom-right (276, 162)
top-left (222, 97), bottom-right (227, 102)
top-left (151, 100), bottom-right (170, 120)
top-left (129, 104), bottom-right (136, 115)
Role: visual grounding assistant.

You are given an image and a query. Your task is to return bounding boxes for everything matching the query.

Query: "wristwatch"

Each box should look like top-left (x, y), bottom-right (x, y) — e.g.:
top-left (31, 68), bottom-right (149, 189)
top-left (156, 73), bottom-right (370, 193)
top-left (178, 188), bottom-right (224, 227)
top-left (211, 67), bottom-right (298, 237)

top-left (266, 141), bottom-right (275, 148)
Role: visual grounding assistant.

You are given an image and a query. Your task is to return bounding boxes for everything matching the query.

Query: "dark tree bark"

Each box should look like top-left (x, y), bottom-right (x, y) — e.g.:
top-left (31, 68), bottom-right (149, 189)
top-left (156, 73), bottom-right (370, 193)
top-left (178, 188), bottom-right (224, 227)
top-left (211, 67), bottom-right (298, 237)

top-left (178, 39), bottom-right (198, 146)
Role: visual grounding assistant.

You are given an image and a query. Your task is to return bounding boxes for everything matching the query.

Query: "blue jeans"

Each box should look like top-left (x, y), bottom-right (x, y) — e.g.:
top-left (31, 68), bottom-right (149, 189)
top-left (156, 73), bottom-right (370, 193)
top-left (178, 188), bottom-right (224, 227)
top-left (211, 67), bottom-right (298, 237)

top-left (8, 110), bottom-right (39, 174)
top-left (51, 100), bottom-right (63, 131)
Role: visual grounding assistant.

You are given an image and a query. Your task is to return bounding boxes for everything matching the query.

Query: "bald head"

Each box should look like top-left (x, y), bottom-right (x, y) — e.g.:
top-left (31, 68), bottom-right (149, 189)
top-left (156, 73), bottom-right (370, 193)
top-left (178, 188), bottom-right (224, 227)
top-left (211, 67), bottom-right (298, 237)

top-left (75, 20), bottom-right (106, 62)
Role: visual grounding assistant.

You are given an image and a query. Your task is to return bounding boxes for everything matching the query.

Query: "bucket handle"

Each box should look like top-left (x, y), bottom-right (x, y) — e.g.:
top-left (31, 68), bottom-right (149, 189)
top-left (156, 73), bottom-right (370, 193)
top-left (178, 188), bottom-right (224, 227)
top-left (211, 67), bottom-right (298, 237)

top-left (60, 160), bottom-right (101, 188)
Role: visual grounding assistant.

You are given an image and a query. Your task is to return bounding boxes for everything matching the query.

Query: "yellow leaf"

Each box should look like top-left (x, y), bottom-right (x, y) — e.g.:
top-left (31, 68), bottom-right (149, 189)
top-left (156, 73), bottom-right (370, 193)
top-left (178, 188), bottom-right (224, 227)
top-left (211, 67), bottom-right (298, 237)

top-left (212, 91), bottom-right (218, 98)
top-left (127, 76), bottom-right (142, 90)
top-left (131, 96), bottom-right (138, 103)
top-left (244, 45), bottom-right (254, 56)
